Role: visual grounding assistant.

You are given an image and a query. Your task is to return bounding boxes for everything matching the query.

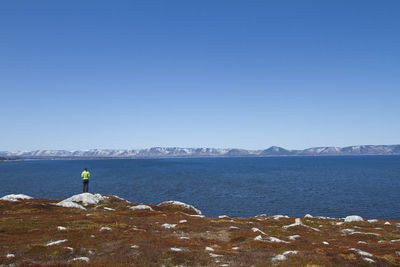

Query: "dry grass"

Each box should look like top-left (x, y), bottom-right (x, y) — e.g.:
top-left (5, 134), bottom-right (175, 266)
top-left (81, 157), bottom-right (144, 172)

top-left (1, 197), bottom-right (400, 266)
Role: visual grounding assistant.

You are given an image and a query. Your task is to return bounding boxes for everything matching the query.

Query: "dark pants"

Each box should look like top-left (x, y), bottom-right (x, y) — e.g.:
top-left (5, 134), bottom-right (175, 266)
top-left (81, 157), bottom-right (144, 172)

top-left (83, 180), bottom-right (89, 193)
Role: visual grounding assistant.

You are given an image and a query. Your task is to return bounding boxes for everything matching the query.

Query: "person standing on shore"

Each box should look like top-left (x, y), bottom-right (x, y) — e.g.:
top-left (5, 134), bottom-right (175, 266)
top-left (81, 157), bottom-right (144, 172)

top-left (81, 168), bottom-right (90, 193)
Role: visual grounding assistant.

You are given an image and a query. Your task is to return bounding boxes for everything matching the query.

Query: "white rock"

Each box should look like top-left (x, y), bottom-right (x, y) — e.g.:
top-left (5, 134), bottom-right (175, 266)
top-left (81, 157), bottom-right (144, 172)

top-left (57, 226), bottom-right (67, 231)
top-left (158, 200), bottom-right (202, 215)
top-left (363, 257), bottom-right (375, 263)
top-left (209, 253), bottom-right (222, 257)
top-left (46, 239), bottom-right (67, 246)
top-left (336, 222), bottom-right (344, 225)
top-left (232, 247), bottom-right (239, 250)
top-left (179, 219), bottom-right (187, 223)
top-left (205, 247), bottom-right (214, 251)
top-left (100, 227), bottom-right (112, 231)
top-left (161, 223), bottom-right (177, 229)
top-left (170, 247), bottom-right (183, 252)
top-left (179, 236), bottom-right (190, 239)
top-left (358, 241), bottom-right (367, 244)
top-left (272, 215), bottom-right (289, 220)
top-left (131, 245), bottom-right (139, 248)
top-left (268, 237), bottom-right (289, 243)
top-left (349, 248), bottom-right (373, 257)
top-left (254, 235), bottom-right (262, 241)
top-left (218, 215), bottom-right (229, 218)
top-left (129, 205), bottom-right (153, 211)
top-left (323, 241), bottom-right (329, 245)
top-left (304, 214), bottom-right (313, 218)
top-left (367, 219), bottom-right (378, 223)
top-left (6, 253), bottom-right (15, 258)
top-left (64, 247), bottom-right (74, 251)
top-left (344, 215), bottom-right (363, 222)
top-left (60, 193), bottom-right (106, 206)
top-left (391, 239), bottom-right (400, 242)
top-left (113, 195), bottom-right (131, 203)
top-left (384, 221), bottom-right (391, 225)
top-left (0, 194), bottom-right (33, 202)
top-left (70, 257), bottom-right (90, 262)
top-left (104, 207), bottom-right (115, 211)
top-left (252, 227), bottom-right (267, 235)
top-left (229, 226), bottom-right (239, 229)
top-left (56, 200), bottom-right (86, 210)
top-left (288, 235), bottom-right (300, 240)
top-left (271, 251), bottom-right (298, 261)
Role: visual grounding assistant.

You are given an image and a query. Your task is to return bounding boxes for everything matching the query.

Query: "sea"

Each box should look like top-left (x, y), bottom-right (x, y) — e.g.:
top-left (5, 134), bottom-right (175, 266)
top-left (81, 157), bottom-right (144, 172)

top-left (1, 156), bottom-right (399, 219)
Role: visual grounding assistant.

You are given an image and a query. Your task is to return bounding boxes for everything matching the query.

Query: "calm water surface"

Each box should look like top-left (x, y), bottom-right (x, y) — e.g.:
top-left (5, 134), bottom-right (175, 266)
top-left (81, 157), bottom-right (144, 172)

top-left (1, 156), bottom-right (399, 219)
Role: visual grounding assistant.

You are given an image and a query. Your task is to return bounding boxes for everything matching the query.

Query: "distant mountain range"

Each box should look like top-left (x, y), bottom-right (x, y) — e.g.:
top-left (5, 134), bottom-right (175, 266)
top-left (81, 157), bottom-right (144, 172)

top-left (1, 145), bottom-right (400, 159)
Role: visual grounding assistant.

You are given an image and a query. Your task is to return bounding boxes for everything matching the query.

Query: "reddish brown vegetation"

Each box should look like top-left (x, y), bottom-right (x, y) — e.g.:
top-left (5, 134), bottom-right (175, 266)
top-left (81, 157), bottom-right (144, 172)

top-left (1, 196), bottom-right (400, 266)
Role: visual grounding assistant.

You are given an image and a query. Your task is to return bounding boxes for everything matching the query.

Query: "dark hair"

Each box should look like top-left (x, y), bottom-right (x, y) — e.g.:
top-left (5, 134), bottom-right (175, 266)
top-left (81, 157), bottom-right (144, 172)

top-left (84, 168), bottom-right (87, 171)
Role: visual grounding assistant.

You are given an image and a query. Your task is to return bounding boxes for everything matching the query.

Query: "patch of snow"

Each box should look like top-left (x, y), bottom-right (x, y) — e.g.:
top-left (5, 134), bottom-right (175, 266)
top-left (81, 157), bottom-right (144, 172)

top-left (131, 245), bottom-right (139, 248)
top-left (129, 204), bottom-right (153, 211)
top-left (170, 247), bottom-right (183, 252)
top-left (70, 257), bottom-right (90, 262)
top-left (363, 258), bottom-right (375, 263)
top-left (205, 247), bottom-right (214, 251)
top-left (323, 241), bottom-right (329, 245)
top-left (349, 248), bottom-right (373, 257)
top-left (57, 226), bottom-right (67, 231)
top-left (272, 215), bottom-right (289, 220)
top-left (64, 247), bottom-right (74, 251)
top-left (179, 219), bottom-right (187, 223)
top-left (358, 241), bottom-right (367, 244)
top-left (254, 235), bottom-right (262, 241)
top-left (0, 194), bottom-right (33, 202)
top-left (209, 253), bottom-right (223, 257)
top-left (335, 222), bottom-right (344, 225)
top-left (6, 253), bottom-right (15, 258)
top-left (104, 207), bottom-right (115, 211)
top-left (218, 215), bottom-right (229, 218)
top-left (100, 227), bottom-right (112, 231)
top-left (232, 247), bottom-right (239, 250)
top-left (158, 200), bottom-right (202, 215)
top-left (304, 214), bottom-right (313, 218)
top-left (288, 235), bottom-right (300, 240)
top-left (252, 227), bottom-right (267, 235)
top-left (345, 215), bottom-right (363, 222)
top-left (179, 236), bottom-right (190, 239)
top-left (367, 219), bottom-right (378, 223)
top-left (229, 226), bottom-right (239, 229)
top-left (384, 221), bottom-right (391, 225)
top-left (391, 239), bottom-right (400, 242)
top-left (46, 239), bottom-right (67, 246)
top-left (161, 223), bottom-right (177, 229)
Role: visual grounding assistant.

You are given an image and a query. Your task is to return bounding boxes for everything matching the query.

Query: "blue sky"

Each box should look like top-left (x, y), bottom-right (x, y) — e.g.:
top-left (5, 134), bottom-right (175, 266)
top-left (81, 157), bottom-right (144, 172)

top-left (1, 0), bottom-right (399, 150)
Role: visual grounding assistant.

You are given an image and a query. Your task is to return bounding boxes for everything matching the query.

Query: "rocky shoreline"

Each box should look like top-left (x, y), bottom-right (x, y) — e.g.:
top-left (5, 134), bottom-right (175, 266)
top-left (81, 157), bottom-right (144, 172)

top-left (1, 193), bottom-right (400, 266)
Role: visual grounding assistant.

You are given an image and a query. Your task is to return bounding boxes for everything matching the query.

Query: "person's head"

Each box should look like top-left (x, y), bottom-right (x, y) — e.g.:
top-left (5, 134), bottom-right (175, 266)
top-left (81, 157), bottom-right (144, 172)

top-left (84, 168), bottom-right (87, 171)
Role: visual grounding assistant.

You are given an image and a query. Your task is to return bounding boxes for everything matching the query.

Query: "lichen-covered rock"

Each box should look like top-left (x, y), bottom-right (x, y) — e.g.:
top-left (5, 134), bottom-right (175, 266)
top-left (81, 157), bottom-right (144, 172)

top-left (157, 200), bottom-right (202, 215)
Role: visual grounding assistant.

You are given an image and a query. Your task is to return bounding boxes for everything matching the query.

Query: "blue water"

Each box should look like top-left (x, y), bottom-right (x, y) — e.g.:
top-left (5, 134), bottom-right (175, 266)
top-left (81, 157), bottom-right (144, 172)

top-left (1, 156), bottom-right (399, 219)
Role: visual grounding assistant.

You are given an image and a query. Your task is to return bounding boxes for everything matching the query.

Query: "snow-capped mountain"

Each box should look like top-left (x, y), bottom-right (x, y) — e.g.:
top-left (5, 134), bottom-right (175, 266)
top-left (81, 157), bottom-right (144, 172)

top-left (0, 145), bottom-right (399, 159)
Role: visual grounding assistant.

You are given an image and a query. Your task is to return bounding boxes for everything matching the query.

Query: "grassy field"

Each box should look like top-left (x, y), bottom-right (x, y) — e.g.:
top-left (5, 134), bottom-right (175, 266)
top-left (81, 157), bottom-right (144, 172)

top-left (1, 195), bottom-right (400, 266)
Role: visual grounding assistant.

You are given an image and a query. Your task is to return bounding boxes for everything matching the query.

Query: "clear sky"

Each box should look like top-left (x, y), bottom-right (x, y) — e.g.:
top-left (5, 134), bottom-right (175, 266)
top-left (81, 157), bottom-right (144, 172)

top-left (1, 0), bottom-right (399, 151)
